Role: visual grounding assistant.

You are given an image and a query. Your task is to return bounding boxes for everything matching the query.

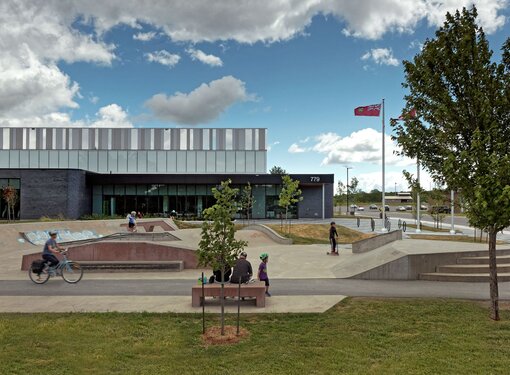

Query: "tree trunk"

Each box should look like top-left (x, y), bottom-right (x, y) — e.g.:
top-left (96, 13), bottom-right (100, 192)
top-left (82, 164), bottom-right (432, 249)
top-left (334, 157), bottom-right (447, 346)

top-left (220, 268), bottom-right (225, 334)
top-left (488, 229), bottom-right (499, 321)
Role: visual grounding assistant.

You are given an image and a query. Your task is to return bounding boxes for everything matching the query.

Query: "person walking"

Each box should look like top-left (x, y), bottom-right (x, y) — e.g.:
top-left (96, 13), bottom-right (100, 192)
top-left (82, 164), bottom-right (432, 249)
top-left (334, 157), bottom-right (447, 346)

top-left (328, 221), bottom-right (339, 255)
top-left (127, 211), bottom-right (137, 232)
top-left (258, 253), bottom-right (271, 297)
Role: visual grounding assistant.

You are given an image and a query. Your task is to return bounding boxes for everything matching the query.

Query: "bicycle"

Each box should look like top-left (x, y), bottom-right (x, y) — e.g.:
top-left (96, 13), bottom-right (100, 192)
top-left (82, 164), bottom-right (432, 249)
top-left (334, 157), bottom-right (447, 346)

top-left (29, 249), bottom-right (83, 284)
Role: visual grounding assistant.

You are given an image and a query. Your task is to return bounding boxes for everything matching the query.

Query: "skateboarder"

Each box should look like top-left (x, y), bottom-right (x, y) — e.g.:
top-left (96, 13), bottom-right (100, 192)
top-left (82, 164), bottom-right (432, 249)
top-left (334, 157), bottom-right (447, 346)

top-left (328, 221), bottom-right (339, 255)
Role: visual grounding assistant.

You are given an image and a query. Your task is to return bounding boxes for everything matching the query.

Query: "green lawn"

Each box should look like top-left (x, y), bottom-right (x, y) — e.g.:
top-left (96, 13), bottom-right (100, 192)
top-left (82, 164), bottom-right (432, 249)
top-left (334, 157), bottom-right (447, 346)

top-left (1, 299), bottom-right (509, 374)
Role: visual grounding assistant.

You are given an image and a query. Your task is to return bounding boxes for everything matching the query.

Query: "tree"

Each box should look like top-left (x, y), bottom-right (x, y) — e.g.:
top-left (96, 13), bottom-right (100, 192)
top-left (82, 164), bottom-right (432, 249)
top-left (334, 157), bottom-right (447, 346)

top-left (2, 186), bottom-right (18, 222)
top-left (278, 175), bottom-right (303, 234)
top-left (240, 182), bottom-right (255, 224)
top-left (269, 165), bottom-right (287, 175)
top-left (392, 7), bottom-right (510, 320)
top-left (197, 180), bottom-right (248, 334)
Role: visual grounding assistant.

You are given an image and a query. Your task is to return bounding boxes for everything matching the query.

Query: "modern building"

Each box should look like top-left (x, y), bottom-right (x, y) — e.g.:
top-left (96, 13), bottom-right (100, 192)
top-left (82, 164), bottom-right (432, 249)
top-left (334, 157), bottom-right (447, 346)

top-left (0, 127), bottom-right (334, 220)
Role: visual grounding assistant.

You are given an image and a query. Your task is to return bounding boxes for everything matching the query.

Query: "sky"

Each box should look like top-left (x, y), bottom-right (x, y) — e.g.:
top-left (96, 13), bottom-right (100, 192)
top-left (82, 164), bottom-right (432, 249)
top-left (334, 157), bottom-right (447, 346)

top-left (1, 0), bottom-right (509, 193)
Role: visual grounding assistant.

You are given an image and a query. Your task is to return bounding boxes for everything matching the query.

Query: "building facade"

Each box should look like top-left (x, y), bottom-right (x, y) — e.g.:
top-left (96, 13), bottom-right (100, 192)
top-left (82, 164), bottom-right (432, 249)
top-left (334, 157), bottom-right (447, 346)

top-left (0, 127), bottom-right (334, 220)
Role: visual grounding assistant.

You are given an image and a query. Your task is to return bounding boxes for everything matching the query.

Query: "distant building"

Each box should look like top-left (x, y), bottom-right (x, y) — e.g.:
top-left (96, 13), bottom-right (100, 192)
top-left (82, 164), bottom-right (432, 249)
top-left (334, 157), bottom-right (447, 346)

top-left (385, 192), bottom-right (413, 204)
top-left (0, 127), bottom-right (334, 220)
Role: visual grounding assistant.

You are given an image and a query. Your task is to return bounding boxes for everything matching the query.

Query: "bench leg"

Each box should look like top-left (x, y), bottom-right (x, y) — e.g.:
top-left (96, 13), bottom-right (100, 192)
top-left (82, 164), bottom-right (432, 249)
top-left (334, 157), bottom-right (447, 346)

top-left (256, 293), bottom-right (265, 307)
top-left (192, 293), bottom-right (202, 307)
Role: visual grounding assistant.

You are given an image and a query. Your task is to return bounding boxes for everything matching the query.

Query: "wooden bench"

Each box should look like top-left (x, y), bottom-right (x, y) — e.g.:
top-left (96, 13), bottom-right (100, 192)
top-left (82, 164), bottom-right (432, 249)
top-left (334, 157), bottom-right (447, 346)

top-left (192, 282), bottom-right (266, 307)
top-left (79, 260), bottom-right (184, 272)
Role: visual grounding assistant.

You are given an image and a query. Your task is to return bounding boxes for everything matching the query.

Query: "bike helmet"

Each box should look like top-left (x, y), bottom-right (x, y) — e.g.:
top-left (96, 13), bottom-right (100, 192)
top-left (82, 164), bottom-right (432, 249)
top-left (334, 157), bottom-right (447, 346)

top-left (260, 253), bottom-right (268, 260)
top-left (48, 230), bottom-right (57, 236)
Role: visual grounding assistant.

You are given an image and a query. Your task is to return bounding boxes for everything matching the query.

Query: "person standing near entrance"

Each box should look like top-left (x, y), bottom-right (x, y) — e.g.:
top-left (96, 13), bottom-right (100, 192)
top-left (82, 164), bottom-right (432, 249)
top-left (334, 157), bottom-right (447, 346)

top-left (328, 221), bottom-right (339, 255)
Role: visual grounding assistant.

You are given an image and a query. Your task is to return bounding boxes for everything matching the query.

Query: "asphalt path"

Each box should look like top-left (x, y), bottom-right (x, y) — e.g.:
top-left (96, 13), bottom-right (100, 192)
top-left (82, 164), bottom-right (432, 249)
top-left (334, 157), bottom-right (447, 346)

top-left (3, 279), bottom-right (510, 300)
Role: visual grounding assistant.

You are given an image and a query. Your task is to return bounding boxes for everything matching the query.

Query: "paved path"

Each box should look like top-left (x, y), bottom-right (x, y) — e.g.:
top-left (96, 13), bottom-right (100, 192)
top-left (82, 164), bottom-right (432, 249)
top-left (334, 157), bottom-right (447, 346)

top-left (2, 279), bottom-right (510, 300)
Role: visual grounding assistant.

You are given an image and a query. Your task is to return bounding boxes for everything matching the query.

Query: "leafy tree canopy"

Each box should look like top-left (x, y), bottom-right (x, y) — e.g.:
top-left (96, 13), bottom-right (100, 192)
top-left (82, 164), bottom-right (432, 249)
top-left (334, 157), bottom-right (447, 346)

top-left (269, 165), bottom-right (287, 175)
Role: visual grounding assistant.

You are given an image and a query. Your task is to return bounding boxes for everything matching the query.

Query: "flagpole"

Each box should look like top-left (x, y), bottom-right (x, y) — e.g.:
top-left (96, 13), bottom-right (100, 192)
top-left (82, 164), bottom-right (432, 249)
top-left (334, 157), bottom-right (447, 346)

top-left (381, 98), bottom-right (387, 232)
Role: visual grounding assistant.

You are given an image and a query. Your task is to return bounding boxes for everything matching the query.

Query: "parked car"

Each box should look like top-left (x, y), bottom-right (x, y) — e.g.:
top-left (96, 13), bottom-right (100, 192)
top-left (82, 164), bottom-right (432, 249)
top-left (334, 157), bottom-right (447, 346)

top-left (384, 205), bottom-right (390, 211)
top-left (405, 205), bottom-right (413, 210)
top-left (357, 206), bottom-right (365, 211)
top-left (396, 206), bottom-right (407, 212)
top-left (431, 205), bottom-right (451, 214)
top-left (420, 205), bottom-right (428, 210)
top-left (369, 204), bottom-right (378, 210)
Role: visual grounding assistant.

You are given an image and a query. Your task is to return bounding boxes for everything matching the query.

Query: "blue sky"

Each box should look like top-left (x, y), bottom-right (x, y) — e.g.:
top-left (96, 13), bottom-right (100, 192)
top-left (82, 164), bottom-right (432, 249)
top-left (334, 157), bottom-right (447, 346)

top-left (1, 1), bottom-right (509, 192)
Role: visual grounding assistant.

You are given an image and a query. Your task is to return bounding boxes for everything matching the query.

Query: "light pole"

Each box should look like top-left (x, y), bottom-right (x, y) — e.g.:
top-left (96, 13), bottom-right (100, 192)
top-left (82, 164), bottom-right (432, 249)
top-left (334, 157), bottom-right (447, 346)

top-left (345, 166), bottom-right (352, 215)
top-left (394, 182), bottom-right (397, 194)
top-left (416, 159), bottom-right (421, 233)
top-left (450, 189), bottom-right (455, 234)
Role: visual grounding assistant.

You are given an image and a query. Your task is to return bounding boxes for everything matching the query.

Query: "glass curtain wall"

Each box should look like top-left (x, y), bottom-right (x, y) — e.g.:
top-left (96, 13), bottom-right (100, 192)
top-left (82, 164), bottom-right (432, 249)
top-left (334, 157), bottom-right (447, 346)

top-left (93, 183), bottom-right (297, 219)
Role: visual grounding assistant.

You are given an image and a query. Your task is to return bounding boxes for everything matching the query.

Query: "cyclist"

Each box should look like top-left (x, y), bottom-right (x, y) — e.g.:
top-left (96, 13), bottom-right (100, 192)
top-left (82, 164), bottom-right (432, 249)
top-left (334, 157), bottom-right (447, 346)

top-left (43, 231), bottom-right (64, 268)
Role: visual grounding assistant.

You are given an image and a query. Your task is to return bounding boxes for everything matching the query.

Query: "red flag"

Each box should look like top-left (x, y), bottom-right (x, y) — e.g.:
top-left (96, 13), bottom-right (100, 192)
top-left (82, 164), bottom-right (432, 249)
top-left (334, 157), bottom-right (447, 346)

top-left (398, 108), bottom-right (417, 120)
top-left (354, 104), bottom-right (381, 117)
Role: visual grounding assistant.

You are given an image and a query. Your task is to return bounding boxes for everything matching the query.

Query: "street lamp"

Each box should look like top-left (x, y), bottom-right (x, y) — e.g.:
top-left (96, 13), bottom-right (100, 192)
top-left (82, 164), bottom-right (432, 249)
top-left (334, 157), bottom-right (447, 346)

top-left (395, 182), bottom-right (397, 194)
top-left (345, 166), bottom-right (352, 215)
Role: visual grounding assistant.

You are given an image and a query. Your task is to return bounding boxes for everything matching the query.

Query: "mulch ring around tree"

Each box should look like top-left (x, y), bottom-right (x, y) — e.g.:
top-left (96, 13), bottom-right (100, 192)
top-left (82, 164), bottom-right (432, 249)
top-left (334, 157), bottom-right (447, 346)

top-left (202, 325), bottom-right (250, 346)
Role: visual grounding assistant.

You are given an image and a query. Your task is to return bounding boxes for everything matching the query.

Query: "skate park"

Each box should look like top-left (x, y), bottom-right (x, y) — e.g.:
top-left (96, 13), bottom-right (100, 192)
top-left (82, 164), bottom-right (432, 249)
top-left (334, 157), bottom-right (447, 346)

top-left (1, 216), bottom-right (510, 313)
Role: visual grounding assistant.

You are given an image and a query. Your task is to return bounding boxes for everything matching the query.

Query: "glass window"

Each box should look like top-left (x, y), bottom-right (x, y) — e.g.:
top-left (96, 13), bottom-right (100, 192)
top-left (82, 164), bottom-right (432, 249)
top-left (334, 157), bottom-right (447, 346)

top-left (19, 151), bottom-right (29, 168)
top-left (2, 129), bottom-right (9, 149)
top-left (49, 151), bottom-right (58, 168)
top-left (9, 150), bottom-right (19, 168)
top-left (196, 151), bottom-right (206, 173)
top-left (108, 151), bottom-right (118, 172)
top-left (39, 150), bottom-right (49, 168)
top-left (0, 151), bottom-right (8, 167)
top-left (131, 129), bottom-right (138, 149)
top-left (88, 151), bottom-right (98, 172)
top-left (78, 151), bottom-right (88, 170)
top-left (0, 179), bottom-right (8, 188)
top-left (127, 151), bottom-right (137, 172)
top-left (98, 151), bottom-right (108, 172)
top-left (147, 184), bottom-right (160, 195)
top-left (29, 151), bottom-right (39, 168)
top-left (189, 129), bottom-right (194, 150)
top-left (245, 129), bottom-right (253, 150)
top-left (212, 129), bottom-right (217, 150)
top-left (92, 185), bottom-right (102, 195)
top-left (177, 185), bottom-right (186, 195)
top-left (103, 185), bottom-right (114, 194)
top-left (125, 185), bottom-right (136, 195)
top-left (186, 151), bottom-right (196, 173)
top-left (206, 151), bottom-right (215, 173)
top-left (196, 185), bottom-right (206, 195)
top-left (245, 151), bottom-right (255, 173)
top-left (187, 185), bottom-right (196, 195)
top-left (147, 151), bottom-right (157, 172)
top-left (68, 150), bottom-right (78, 169)
top-left (9, 178), bottom-right (20, 188)
top-left (29, 128), bottom-right (37, 149)
top-left (226, 151), bottom-right (235, 172)
top-left (137, 151), bottom-right (147, 173)
top-left (117, 151), bottom-right (127, 173)
top-left (235, 151), bottom-right (245, 173)
top-left (58, 151), bottom-right (68, 168)
top-left (255, 151), bottom-right (265, 173)
top-left (114, 185), bottom-right (125, 195)
top-left (167, 185), bottom-right (177, 195)
top-left (167, 151), bottom-right (176, 172)
top-left (216, 151), bottom-right (225, 172)
top-left (176, 151), bottom-right (186, 172)
top-left (157, 151), bottom-right (166, 172)
top-left (157, 184), bottom-right (167, 195)
top-left (137, 185), bottom-right (147, 195)
top-left (82, 129), bottom-right (89, 149)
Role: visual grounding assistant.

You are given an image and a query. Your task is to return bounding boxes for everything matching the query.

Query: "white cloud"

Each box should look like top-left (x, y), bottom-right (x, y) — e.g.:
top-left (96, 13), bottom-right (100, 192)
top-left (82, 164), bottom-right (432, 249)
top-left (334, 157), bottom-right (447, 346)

top-left (145, 50), bottom-right (181, 67)
top-left (311, 128), bottom-right (414, 166)
top-left (133, 31), bottom-right (157, 41)
top-left (89, 104), bottom-right (132, 128)
top-left (0, 46), bottom-right (79, 117)
top-left (361, 48), bottom-right (399, 66)
top-left (187, 48), bottom-right (223, 67)
top-left (145, 76), bottom-right (252, 125)
top-left (288, 143), bottom-right (307, 153)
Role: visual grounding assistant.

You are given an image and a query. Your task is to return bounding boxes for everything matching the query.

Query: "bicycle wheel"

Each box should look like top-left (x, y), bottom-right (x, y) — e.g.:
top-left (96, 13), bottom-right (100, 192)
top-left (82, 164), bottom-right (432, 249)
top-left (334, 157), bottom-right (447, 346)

top-left (61, 262), bottom-right (83, 283)
top-left (28, 266), bottom-right (50, 284)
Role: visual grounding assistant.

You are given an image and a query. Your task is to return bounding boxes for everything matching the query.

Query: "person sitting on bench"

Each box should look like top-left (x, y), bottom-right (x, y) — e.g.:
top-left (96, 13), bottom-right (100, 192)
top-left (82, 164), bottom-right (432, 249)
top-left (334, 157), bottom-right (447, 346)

top-left (230, 251), bottom-right (252, 284)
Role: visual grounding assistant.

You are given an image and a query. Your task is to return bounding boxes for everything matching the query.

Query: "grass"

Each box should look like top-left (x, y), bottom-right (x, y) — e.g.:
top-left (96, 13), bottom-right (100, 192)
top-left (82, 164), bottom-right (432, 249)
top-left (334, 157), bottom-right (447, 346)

top-left (1, 298), bottom-right (509, 374)
top-left (266, 223), bottom-right (374, 244)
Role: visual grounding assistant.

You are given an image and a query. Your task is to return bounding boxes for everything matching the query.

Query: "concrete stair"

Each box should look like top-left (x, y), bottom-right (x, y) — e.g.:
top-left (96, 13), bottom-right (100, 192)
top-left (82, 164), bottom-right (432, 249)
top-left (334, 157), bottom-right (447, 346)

top-left (419, 249), bottom-right (510, 282)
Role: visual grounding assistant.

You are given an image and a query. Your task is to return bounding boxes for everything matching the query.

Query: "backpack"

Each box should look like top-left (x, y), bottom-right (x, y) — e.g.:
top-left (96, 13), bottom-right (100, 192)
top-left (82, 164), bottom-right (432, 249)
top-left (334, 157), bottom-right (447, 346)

top-left (31, 259), bottom-right (45, 274)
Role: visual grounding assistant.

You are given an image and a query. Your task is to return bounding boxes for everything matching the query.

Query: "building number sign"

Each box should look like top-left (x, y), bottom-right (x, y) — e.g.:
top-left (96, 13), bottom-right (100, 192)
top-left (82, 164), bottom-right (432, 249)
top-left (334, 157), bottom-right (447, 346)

top-left (310, 176), bottom-right (320, 182)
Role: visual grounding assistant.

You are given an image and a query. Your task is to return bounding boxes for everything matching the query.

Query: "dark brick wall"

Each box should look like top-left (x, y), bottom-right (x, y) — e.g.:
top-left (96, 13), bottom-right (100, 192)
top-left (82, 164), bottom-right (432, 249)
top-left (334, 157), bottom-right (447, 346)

top-left (0, 169), bottom-right (90, 219)
top-left (298, 183), bottom-right (334, 219)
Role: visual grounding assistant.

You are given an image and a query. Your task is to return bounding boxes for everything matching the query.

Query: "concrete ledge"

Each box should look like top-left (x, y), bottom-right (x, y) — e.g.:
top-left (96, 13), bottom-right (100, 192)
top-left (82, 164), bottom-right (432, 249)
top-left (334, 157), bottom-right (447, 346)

top-left (241, 224), bottom-right (293, 245)
top-left (352, 230), bottom-right (402, 253)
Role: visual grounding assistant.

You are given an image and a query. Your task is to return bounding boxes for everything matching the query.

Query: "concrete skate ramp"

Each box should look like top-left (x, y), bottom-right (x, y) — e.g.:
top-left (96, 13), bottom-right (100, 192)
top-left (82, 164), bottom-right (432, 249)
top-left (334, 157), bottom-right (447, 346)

top-left (21, 241), bottom-right (198, 271)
